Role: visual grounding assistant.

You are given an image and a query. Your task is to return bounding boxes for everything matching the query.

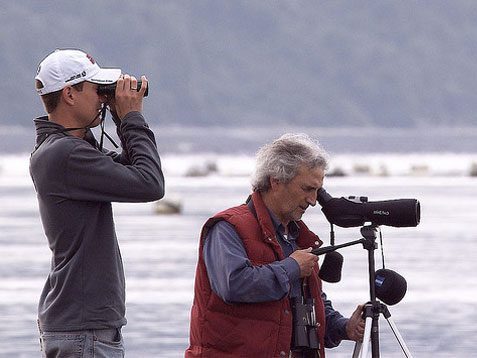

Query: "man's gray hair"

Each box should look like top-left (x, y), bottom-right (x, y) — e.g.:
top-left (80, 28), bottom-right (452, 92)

top-left (251, 133), bottom-right (329, 192)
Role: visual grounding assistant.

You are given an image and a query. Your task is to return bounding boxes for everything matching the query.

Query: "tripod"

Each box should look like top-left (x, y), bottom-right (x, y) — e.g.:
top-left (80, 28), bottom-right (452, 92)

top-left (313, 225), bottom-right (413, 357)
top-left (352, 225), bottom-right (412, 358)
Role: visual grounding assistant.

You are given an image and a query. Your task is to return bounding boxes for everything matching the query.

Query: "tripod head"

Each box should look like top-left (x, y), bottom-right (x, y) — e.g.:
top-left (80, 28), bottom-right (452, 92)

top-left (313, 224), bottom-right (407, 304)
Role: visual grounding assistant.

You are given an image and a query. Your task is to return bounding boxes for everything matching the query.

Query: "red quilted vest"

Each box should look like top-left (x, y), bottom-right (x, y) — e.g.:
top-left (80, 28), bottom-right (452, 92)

top-left (186, 191), bottom-right (326, 358)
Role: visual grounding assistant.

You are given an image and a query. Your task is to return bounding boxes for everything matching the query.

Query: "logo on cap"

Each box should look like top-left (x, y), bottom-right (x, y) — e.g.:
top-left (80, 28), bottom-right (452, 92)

top-left (66, 71), bottom-right (87, 83)
top-left (86, 54), bottom-right (96, 65)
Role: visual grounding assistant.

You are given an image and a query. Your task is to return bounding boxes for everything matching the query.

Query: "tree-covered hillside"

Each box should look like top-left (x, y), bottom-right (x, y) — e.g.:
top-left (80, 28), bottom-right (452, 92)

top-left (2, 1), bottom-right (477, 128)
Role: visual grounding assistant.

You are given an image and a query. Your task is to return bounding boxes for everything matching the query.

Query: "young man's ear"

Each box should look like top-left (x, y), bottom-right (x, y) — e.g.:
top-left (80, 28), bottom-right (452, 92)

top-left (62, 86), bottom-right (75, 105)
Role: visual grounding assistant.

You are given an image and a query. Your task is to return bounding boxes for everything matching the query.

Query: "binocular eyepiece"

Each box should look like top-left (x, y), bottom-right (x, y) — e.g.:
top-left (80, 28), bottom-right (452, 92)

top-left (97, 80), bottom-right (149, 97)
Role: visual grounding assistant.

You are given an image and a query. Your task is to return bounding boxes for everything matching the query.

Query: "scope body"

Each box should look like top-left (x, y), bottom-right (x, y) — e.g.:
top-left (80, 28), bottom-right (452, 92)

top-left (317, 188), bottom-right (420, 228)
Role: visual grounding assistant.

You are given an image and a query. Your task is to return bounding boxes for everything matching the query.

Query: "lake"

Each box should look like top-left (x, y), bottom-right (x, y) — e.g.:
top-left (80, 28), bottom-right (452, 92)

top-left (0, 153), bottom-right (476, 357)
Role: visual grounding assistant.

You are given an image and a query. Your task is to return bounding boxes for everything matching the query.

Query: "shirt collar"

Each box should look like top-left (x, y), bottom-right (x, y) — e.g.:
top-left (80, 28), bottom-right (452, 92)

top-left (267, 209), bottom-right (300, 240)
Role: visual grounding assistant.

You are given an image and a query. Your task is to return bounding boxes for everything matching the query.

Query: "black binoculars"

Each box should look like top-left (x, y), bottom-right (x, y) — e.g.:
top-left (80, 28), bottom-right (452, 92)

top-left (291, 297), bottom-right (320, 351)
top-left (97, 80), bottom-right (149, 97)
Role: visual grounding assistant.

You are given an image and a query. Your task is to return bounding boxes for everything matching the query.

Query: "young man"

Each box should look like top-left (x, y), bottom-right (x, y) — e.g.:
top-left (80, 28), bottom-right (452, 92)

top-left (30, 48), bottom-right (165, 357)
top-left (186, 133), bottom-right (364, 358)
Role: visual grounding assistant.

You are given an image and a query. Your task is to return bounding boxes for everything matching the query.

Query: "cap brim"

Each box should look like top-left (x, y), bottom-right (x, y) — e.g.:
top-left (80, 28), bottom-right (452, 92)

top-left (89, 68), bottom-right (121, 85)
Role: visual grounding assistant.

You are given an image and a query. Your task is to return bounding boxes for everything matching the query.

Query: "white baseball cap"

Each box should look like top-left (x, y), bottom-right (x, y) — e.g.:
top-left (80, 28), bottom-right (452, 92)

top-left (35, 49), bottom-right (121, 95)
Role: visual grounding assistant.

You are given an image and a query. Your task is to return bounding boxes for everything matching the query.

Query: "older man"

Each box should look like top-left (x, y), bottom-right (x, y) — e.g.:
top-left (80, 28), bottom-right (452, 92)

top-left (186, 133), bottom-right (364, 357)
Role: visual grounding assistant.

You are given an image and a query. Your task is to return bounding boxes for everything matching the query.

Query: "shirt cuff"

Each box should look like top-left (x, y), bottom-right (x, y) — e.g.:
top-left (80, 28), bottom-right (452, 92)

top-left (281, 257), bottom-right (301, 283)
top-left (121, 111), bottom-right (146, 126)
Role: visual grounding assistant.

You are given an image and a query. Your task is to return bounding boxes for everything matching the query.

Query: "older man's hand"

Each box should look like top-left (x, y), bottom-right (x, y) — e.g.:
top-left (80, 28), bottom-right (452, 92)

top-left (346, 304), bottom-right (366, 342)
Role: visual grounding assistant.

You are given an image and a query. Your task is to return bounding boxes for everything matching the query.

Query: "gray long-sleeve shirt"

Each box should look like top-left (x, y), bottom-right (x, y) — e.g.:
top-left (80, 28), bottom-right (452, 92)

top-left (30, 112), bottom-right (164, 331)
top-left (204, 219), bottom-right (349, 348)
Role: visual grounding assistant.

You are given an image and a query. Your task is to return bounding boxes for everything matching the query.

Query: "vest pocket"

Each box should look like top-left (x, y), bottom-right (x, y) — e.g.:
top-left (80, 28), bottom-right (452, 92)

top-left (203, 312), bottom-right (276, 356)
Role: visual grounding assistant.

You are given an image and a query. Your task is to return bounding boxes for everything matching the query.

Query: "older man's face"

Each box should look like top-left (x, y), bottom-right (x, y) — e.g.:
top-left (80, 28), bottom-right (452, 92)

top-left (272, 165), bottom-right (325, 225)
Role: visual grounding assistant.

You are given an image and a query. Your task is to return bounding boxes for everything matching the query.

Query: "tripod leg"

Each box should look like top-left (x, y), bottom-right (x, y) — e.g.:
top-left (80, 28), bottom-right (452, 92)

top-left (385, 316), bottom-right (413, 358)
top-left (352, 342), bottom-right (362, 358)
top-left (352, 316), bottom-right (373, 358)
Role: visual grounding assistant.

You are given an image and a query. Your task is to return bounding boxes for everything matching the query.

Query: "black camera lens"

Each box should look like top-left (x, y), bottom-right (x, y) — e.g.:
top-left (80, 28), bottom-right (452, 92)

top-left (97, 80), bottom-right (149, 97)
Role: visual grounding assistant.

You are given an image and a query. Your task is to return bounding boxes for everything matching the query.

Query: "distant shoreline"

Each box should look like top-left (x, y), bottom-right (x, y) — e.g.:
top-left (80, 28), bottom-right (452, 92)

top-left (3, 125), bottom-right (477, 155)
